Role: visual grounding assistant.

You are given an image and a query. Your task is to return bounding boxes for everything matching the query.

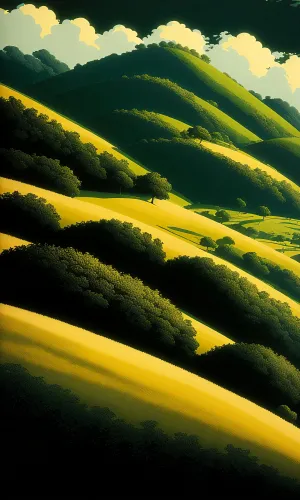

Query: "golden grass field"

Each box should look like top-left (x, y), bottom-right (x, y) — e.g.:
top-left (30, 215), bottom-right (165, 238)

top-left (2, 177), bottom-right (299, 318)
top-left (1, 303), bottom-right (300, 478)
top-left (0, 233), bottom-right (29, 252)
top-left (78, 193), bottom-right (300, 276)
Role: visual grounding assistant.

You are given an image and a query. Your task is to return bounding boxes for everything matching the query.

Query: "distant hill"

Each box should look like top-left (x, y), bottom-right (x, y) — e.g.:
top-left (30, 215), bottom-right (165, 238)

top-left (54, 75), bottom-right (259, 146)
top-left (250, 92), bottom-right (300, 131)
top-left (244, 138), bottom-right (300, 185)
top-left (29, 45), bottom-right (300, 141)
top-left (0, 46), bottom-right (69, 90)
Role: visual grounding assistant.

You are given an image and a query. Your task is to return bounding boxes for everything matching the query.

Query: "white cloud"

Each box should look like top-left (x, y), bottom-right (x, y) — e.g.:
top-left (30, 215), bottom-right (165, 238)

top-left (143, 21), bottom-right (206, 55)
top-left (19, 4), bottom-right (58, 37)
top-left (0, 5), bottom-right (299, 110)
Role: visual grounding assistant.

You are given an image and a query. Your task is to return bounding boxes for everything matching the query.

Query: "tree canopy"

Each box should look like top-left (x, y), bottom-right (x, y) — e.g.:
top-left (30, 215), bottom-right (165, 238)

top-left (135, 172), bottom-right (172, 203)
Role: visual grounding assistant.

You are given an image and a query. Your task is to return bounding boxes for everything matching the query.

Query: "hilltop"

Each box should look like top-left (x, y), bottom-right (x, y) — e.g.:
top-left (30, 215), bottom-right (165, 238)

top-left (29, 45), bottom-right (300, 141)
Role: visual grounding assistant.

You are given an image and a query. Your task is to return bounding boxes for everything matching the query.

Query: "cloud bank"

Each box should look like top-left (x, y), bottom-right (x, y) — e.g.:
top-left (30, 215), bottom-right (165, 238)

top-left (0, 4), bottom-right (299, 110)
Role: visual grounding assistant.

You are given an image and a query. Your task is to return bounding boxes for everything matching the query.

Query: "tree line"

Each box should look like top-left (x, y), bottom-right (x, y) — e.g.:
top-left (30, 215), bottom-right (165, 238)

top-left (2, 363), bottom-right (299, 498)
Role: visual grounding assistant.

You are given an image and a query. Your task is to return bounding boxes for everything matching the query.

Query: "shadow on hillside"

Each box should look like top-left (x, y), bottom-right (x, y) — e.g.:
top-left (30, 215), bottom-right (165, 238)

top-left (79, 190), bottom-right (150, 201)
top-left (168, 226), bottom-right (203, 237)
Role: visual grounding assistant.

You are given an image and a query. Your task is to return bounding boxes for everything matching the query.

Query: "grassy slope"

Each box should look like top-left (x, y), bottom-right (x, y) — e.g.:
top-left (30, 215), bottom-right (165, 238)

top-left (192, 207), bottom-right (300, 258)
top-left (170, 49), bottom-right (300, 139)
top-left (0, 233), bottom-right (30, 252)
top-left (2, 177), bottom-right (299, 318)
top-left (1, 303), bottom-right (300, 478)
top-left (158, 112), bottom-right (300, 191)
top-left (0, 84), bottom-right (186, 207)
top-left (29, 46), bottom-right (299, 140)
top-left (244, 138), bottom-right (300, 184)
top-left (53, 75), bottom-right (260, 146)
top-left (79, 194), bottom-right (300, 276)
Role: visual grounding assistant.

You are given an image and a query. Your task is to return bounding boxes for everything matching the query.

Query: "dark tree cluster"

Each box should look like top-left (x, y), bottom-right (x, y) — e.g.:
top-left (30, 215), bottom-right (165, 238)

top-left (262, 97), bottom-right (300, 131)
top-left (0, 192), bottom-right (61, 242)
top-left (0, 148), bottom-right (81, 196)
top-left (2, 363), bottom-right (299, 498)
top-left (162, 256), bottom-right (300, 369)
top-left (196, 343), bottom-right (300, 421)
top-left (136, 41), bottom-right (211, 63)
top-left (0, 244), bottom-right (198, 362)
top-left (54, 218), bottom-right (166, 280)
top-left (215, 245), bottom-right (300, 302)
top-left (182, 125), bottom-right (235, 148)
top-left (133, 138), bottom-right (300, 217)
top-left (0, 46), bottom-right (69, 90)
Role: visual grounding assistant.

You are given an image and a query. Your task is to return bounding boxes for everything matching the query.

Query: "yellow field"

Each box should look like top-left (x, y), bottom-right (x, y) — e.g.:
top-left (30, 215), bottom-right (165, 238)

top-left (157, 113), bottom-right (190, 131)
top-left (2, 177), bottom-right (299, 317)
top-left (201, 140), bottom-right (300, 192)
top-left (78, 194), bottom-right (300, 277)
top-left (0, 233), bottom-right (29, 252)
top-left (182, 312), bottom-right (234, 354)
top-left (1, 304), bottom-right (300, 478)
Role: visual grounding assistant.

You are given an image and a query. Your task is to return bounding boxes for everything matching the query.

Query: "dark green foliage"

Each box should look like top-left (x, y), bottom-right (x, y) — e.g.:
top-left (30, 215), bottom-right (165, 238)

top-left (215, 209), bottom-right (231, 223)
top-left (216, 236), bottom-right (235, 246)
top-left (0, 96), bottom-right (106, 190)
top-left (276, 405), bottom-right (298, 423)
top-left (196, 343), bottom-right (300, 415)
top-left (54, 219), bottom-right (166, 279)
top-left (0, 46), bottom-right (55, 90)
top-left (244, 138), bottom-right (300, 185)
top-left (97, 109), bottom-right (181, 147)
top-left (262, 97), bottom-right (300, 131)
top-left (98, 151), bottom-right (136, 193)
top-left (207, 100), bottom-right (218, 107)
top-left (200, 236), bottom-right (216, 250)
top-left (186, 125), bottom-right (212, 142)
top-left (259, 205), bottom-right (271, 219)
top-left (0, 244), bottom-right (198, 361)
top-left (32, 49), bottom-right (70, 75)
top-left (0, 191), bottom-right (60, 242)
top-left (228, 223), bottom-right (259, 239)
top-left (0, 148), bottom-right (81, 196)
top-left (135, 172), bottom-right (172, 203)
top-left (132, 138), bottom-right (300, 217)
top-left (162, 256), bottom-right (300, 369)
top-left (214, 245), bottom-right (300, 301)
top-left (2, 364), bottom-right (299, 498)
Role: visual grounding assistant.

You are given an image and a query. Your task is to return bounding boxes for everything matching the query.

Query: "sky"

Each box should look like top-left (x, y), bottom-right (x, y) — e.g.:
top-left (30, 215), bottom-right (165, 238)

top-left (0, 3), bottom-right (300, 110)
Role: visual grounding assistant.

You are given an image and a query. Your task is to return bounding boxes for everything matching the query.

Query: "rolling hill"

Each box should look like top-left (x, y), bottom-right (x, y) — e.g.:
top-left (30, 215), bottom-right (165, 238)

top-left (29, 46), bottom-right (300, 141)
top-left (50, 75), bottom-right (260, 146)
top-left (1, 303), bottom-right (300, 478)
top-left (0, 233), bottom-right (29, 252)
top-left (1, 177), bottom-right (299, 318)
top-left (244, 138), bottom-right (300, 185)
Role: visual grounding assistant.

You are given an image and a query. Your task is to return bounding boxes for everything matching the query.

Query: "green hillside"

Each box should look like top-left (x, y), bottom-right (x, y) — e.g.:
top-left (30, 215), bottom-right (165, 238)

top-left (131, 138), bottom-right (300, 217)
top-left (245, 138), bottom-right (300, 185)
top-left (29, 45), bottom-right (300, 140)
top-left (54, 75), bottom-right (260, 146)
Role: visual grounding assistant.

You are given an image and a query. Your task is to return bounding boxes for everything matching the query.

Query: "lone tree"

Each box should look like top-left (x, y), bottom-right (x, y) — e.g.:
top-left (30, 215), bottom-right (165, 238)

top-left (216, 236), bottom-right (235, 247)
top-left (215, 209), bottom-right (231, 223)
top-left (135, 172), bottom-right (172, 204)
top-left (258, 206), bottom-right (271, 220)
top-left (200, 54), bottom-right (211, 64)
top-left (200, 236), bottom-right (217, 251)
top-left (187, 126), bottom-right (211, 143)
top-left (236, 198), bottom-right (247, 212)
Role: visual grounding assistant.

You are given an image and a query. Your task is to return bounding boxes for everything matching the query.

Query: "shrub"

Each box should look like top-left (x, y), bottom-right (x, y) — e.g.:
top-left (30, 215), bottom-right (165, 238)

top-left (55, 219), bottom-right (166, 279)
top-left (197, 343), bottom-right (300, 414)
top-left (276, 405), bottom-right (298, 423)
top-left (163, 256), bottom-right (300, 369)
top-left (0, 148), bottom-right (81, 196)
top-left (0, 244), bottom-right (198, 362)
top-left (0, 191), bottom-right (61, 242)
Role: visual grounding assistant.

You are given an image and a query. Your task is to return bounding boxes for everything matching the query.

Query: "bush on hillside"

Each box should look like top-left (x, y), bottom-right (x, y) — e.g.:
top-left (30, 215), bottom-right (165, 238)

top-left (54, 219), bottom-right (166, 279)
top-left (162, 256), bottom-right (300, 369)
top-left (0, 148), bottom-right (81, 196)
top-left (3, 363), bottom-right (299, 497)
top-left (0, 191), bottom-right (61, 242)
top-left (276, 405), bottom-right (298, 424)
top-left (0, 244), bottom-right (198, 362)
top-left (196, 343), bottom-right (300, 415)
